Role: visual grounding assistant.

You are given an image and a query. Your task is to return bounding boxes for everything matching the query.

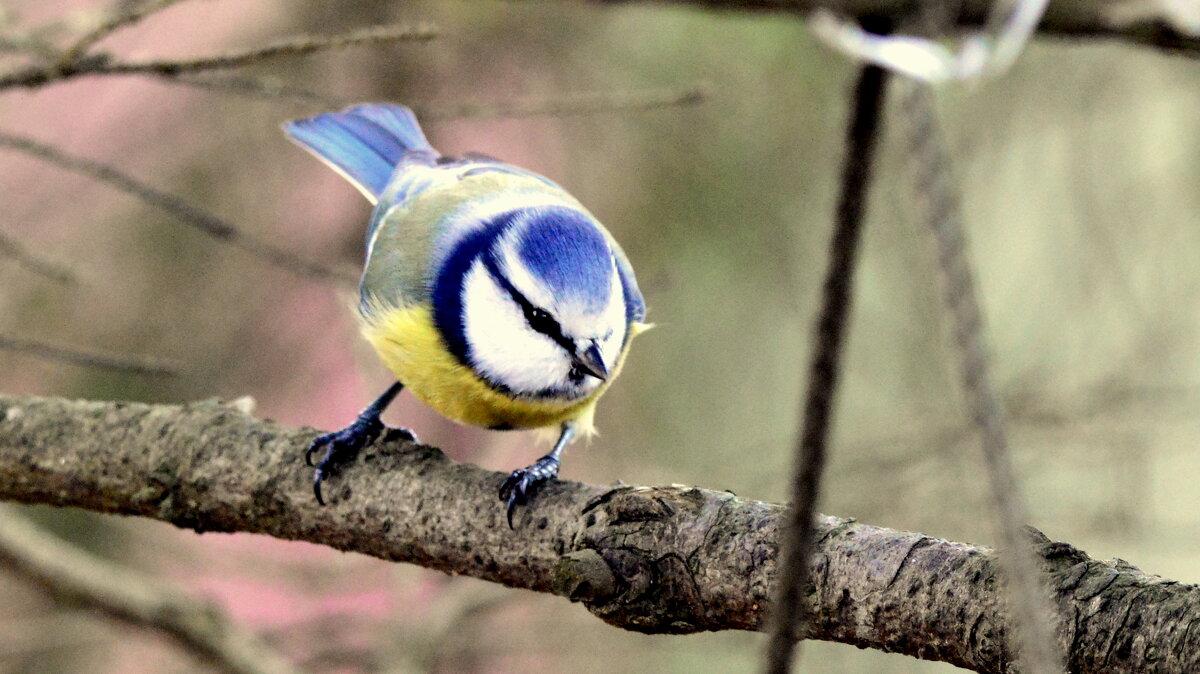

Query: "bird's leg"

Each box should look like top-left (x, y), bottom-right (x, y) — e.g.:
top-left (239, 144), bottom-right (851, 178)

top-left (499, 422), bottom-right (576, 528)
top-left (306, 381), bottom-right (414, 505)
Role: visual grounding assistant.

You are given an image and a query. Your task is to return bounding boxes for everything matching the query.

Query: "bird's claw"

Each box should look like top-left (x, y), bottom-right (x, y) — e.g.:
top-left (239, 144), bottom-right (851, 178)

top-left (304, 443), bottom-right (321, 467)
top-left (498, 457), bottom-right (560, 528)
top-left (384, 427), bottom-right (419, 444)
top-left (307, 416), bottom-right (412, 506)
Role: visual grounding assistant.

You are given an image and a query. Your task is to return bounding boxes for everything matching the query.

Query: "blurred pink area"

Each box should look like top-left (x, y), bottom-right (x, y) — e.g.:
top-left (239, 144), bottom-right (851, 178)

top-left (1, 3), bottom-right (598, 672)
top-left (180, 535), bottom-right (400, 627)
top-left (2, 2), bottom-right (429, 671)
top-left (2, 0), bottom-right (371, 423)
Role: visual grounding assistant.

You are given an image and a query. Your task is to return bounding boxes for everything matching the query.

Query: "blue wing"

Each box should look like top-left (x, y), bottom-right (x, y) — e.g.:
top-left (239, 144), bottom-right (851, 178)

top-left (285, 104), bottom-right (562, 208)
top-left (283, 104), bottom-right (437, 203)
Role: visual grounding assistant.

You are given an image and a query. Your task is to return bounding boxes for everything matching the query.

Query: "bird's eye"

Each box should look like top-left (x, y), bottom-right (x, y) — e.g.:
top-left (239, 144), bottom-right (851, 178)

top-left (526, 307), bottom-right (557, 334)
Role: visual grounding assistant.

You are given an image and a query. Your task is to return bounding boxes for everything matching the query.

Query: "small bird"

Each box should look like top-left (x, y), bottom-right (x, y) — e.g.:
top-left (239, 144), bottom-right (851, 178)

top-left (284, 104), bottom-right (647, 525)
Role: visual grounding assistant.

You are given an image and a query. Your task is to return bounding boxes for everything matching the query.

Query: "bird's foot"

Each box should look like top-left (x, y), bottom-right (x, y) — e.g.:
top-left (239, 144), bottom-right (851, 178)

top-left (306, 417), bottom-right (415, 505)
top-left (498, 456), bottom-right (560, 528)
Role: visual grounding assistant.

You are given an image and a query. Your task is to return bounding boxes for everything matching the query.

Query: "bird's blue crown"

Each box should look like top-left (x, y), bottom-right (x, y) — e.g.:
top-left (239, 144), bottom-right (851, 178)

top-left (432, 206), bottom-right (618, 370)
top-left (512, 209), bottom-right (614, 313)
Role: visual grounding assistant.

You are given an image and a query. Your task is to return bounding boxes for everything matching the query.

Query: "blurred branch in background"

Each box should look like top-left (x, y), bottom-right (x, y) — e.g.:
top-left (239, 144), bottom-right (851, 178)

top-left (0, 229), bottom-right (78, 286)
top-left (1, 393), bottom-right (1198, 673)
top-left (168, 73), bottom-right (340, 107)
top-left (0, 86), bottom-right (703, 288)
top-left (0, 16), bottom-right (437, 90)
top-left (0, 131), bottom-right (359, 286)
top-left (590, 0), bottom-right (1200, 57)
top-left (166, 76), bottom-right (707, 120)
top-left (53, 0), bottom-right (192, 69)
top-left (0, 507), bottom-right (298, 674)
top-left (0, 333), bottom-right (178, 378)
top-left (415, 84), bottom-right (708, 120)
top-left (164, 72), bottom-right (708, 124)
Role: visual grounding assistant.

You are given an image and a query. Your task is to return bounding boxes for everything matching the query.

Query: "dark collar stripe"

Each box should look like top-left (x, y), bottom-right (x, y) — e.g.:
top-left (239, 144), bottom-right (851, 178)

top-left (431, 209), bottom-right (524, 368)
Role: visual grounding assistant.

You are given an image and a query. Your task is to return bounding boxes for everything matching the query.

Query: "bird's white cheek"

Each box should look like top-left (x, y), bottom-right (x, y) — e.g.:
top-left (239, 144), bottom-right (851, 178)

top-left (462, 262), bottom-right (570, 394)
top-left (599, 328), bottom-right (624, 373)
top-left (598, 265), bottom-right (628, 369)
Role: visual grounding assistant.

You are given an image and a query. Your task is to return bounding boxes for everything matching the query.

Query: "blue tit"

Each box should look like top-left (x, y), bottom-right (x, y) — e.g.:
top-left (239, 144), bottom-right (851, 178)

top-left (283, 104), bottom-right (647, 525)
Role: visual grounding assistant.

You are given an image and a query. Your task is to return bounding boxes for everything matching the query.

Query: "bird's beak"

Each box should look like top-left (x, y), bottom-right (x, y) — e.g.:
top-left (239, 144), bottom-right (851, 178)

top-left (572, 342), bottom-right (609, 381)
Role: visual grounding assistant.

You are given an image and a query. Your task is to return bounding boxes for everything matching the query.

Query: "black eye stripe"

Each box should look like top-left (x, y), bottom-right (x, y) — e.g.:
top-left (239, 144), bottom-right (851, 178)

top-left (526, 307), bottom-right (559, 334)
top-left (482, 251), bottom-right (574, 352)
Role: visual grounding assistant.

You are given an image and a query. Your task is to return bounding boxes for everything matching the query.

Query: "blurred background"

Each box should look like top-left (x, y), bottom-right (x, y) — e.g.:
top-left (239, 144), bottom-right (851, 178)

top-left (2, 1), bottom-right (1199, 672)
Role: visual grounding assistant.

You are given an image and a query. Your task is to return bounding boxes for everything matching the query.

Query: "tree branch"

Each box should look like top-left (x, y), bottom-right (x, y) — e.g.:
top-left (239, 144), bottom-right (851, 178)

top-left (0, 508), bottom-right (298, 674)
top-left (0, 393), bottom-right (1196, 672)
top-left (0, 131), bottom-right (358, 286)
top-left (0, 229), bottom-right (78, 286)
top-left (0, 23), bottom-right (437, 90)
top-left (159, 79), bottom-right (707, 119)
top-left (590, 0), bottom-right (1200, 58)
top-left (55, 0), bottom-right (191, 69)
top-left (0, 333), bottom-right (179, 377)
top-left (414, 85), bottom-right (708, 120)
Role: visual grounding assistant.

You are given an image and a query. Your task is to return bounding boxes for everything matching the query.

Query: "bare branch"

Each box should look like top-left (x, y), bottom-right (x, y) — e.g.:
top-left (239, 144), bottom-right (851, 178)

top-left (0, 229), bottom-right (78, 285)
top-left (0, 22), bottom-right (437, 90)
top-left (0, 507), bottom-right (300, 674)
top-left (157, 80), bottom-right (705, 120)
top-left (0, 8), bottom-right (63, 61)
top-left (105, 23), bottom-right (438, 76)
top-left (415, 85), bottom-right (708, 120)
top-left (0, 333), bottom-right (179, 377)
top-left (0, 393), bottom-right (1197, 673)
top-left (56, 0), bottom-right (191, 68)
top-left (0, 131), bottom-right (358, 286)
top-left (166, 73), bottom-right (339, 106)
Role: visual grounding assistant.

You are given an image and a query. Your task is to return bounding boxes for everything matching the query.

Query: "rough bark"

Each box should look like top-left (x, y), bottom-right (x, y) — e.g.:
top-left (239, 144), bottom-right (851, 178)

top-left (0, 394), bottom-right (1197, 672)
top-left (591, 0), bottom-right (1200, 58)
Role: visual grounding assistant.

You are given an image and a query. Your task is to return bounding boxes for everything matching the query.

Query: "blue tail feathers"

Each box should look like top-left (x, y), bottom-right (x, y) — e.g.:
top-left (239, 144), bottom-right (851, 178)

top-left (283, 104), bottom-right (436, 202)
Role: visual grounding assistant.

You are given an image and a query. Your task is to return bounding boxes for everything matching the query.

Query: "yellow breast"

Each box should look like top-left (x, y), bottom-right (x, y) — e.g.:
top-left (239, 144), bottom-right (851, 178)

top-left (360, 303), bottom-right (641, 434)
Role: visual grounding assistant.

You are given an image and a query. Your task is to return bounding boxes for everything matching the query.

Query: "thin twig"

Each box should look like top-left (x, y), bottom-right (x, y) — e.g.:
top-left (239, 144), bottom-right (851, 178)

top-left (0, 10), bottom-right (63, 61)
top-left (168, 73), bottom-right (338, 106)
top-left (0, 131), bottom-right (357, 285)
top-left (763, 60), bottom-right (890, 674)
top-left (901, 80), bottom-right (1063, 673)
top-left (0, 33), bottom-right (59, 60)
top-left (0, 508), bottom-right (300, 674)
top-left (160, 80), bottom-right (705, 120)
top-left (0, 333), bottom-right (178, 377)
top-left (107, 22), bottom-right (438, 75)
top-left (0, 23), bottom-right (437, 90)
top-left (56, 0), bottom-right (190, 69)
top-left (416, 85), bottom-right (708, 120)
top-left (0, 229), bottom-right (78, 285)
